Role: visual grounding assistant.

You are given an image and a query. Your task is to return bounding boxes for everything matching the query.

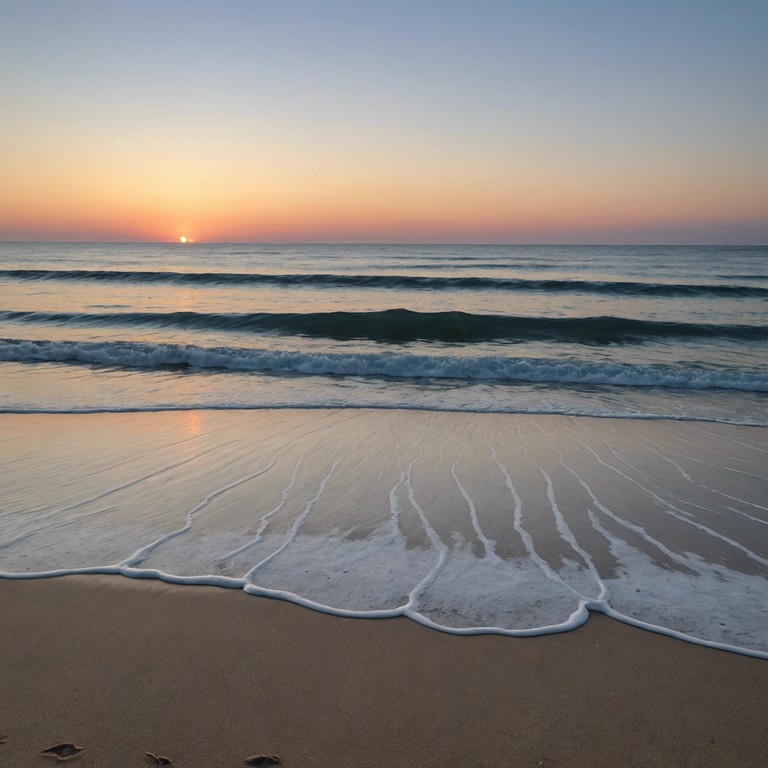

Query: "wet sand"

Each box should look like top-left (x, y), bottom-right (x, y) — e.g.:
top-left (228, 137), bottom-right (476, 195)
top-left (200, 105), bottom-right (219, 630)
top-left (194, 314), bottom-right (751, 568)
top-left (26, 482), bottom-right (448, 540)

top-left (1, 410), bottom-right (766, 652)
top-left (1, 574), bottom-right (767, 768)
top-left (1, 410), bottom-right (767, 766)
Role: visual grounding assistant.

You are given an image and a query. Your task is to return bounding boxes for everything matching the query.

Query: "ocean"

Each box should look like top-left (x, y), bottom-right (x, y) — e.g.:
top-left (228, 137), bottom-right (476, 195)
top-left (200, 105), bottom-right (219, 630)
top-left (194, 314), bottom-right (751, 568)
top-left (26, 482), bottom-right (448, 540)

top-left (1, 242), bottom-right (767, 421)
top-left (0, 242), bottom-right (766, 656)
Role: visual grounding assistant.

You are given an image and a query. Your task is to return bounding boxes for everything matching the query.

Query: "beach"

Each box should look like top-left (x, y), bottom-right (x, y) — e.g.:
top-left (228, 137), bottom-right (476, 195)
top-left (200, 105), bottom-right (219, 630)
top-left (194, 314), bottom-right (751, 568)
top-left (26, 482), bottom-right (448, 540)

top-left (2, 574), bottom-right (767, 768)
top-left (2, 409), bottom-right (766, 649)
top-left (1, 408), bottom-right (767, 765)
top-left (1, 242), bottom-right (767, 766)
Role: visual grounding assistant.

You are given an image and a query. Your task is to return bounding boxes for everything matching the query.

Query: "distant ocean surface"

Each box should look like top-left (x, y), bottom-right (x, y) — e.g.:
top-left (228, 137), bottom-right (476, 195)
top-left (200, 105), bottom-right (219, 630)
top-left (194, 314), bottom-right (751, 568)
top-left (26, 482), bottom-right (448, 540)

top-left (0, 242), bottom-right (766, 422)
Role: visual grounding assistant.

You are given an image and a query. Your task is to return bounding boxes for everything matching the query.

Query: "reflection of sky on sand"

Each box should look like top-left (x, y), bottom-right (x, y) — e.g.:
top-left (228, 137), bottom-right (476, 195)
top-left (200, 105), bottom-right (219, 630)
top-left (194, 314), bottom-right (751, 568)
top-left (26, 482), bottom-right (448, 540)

top-left (184, 410), bottom-right (203, 438)
top-left (1, 410), bottom-right (766, 655)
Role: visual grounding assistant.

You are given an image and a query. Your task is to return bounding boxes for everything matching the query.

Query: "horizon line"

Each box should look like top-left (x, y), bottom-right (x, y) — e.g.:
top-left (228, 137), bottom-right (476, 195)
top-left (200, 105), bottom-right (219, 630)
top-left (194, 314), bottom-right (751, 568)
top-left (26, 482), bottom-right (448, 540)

top-left (1, 240), bottom-right (766, 248)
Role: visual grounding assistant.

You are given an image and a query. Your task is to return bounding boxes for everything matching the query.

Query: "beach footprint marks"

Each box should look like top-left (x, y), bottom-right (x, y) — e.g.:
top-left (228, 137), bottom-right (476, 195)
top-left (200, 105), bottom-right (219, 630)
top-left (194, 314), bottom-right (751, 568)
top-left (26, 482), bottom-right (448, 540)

top-left (244, 756), bottom-right (281, 767)
top-left (40, 742), bottom-right (85, 760)
top-left (19, 741), bottom-right (281, 767)
top-left (140, 750), bottom-right (280, 767)
top-left (143, 752), bottom-right (173, 766)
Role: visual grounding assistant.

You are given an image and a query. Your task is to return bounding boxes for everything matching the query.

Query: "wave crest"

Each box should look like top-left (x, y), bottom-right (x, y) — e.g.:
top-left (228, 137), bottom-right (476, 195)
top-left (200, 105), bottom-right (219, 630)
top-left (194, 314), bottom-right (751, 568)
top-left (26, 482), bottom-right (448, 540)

top-left (2, 268), bottom-right (766, 297)
top-left (2, 339), bottom-right (766, 392)
top-left (2, 309), bottom-right (766, 344)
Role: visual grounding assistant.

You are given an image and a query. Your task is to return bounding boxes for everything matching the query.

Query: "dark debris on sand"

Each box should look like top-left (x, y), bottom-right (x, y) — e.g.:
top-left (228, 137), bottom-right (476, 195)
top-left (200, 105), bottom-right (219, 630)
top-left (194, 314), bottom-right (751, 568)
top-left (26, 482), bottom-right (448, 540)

top-left (143, 752), bottom-right (173, 766)
top-left (244, 756), bottom-right (281, 767)
top-left (40, 742), bottom-right (85, 760)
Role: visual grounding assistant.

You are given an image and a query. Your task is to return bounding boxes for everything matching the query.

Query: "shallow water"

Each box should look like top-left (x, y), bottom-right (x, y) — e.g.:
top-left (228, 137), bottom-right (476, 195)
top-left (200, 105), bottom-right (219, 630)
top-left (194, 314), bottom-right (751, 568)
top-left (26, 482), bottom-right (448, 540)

top-left (1, 410), bottom-right (766, 657)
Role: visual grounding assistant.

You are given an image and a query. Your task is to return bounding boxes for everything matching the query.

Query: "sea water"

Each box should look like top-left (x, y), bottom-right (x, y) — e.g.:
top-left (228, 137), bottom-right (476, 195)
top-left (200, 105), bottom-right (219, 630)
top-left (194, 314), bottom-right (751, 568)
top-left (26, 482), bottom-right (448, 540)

top-left (0, 243), bottom-right (766, 655)
top-left (1, 243), bottom-right (766, 421)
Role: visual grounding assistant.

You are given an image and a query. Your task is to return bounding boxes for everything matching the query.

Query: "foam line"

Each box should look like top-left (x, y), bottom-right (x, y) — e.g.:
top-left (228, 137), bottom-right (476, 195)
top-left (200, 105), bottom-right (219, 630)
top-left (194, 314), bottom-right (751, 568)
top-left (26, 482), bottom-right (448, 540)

top-left (244, 459), bottom-right (340, 580)
top-left (725, 506), bottom-right (768, 525)
top-left (390, 417), bottom-right (442, 548)
top-left (485, 436), bottom-right (584, 602)
top-left (119, 452), bottom-right (282, 568)
top-left (598, 604), bottom-right (768, 660)
top-left (0, 448), bottom-right (211, 537)
top-left (632, 435), bottom-right (768, 515)
top-left (574, 512), bottom-right (768, 659)
top-left (629, 433), bottom-right (695, 481)
top-left (402, 604), bottom-right (588, 637)
top-left (387, 472), bottom-right (407, 546)
top-left (600, 430), bottom-right (768, 518)
top-left (645, 440), bottom-right (765, 480)
top-left (0, 505), bottom-right (117, 551)
top-left (385, 425), bottom-right (422, 546)
top-left (660, 478), bottom-right (768, 524)
top-left (629, 425), bottom-right (756, 466)
top-left (689, 425), bottom-right (768, 453)
top-left (450, 426), bottom-right (497, 557)
top-left (519, 431), bottom-right (609, 603)
top-left (582, 441), bottom-right (768, 568)
top-left (243, 582), bottom-right (406, 618)
top-left (214, 458), bottom-right (304, 566)
top-left (677, 475), bottom-right (765, 518)
top-left (402, 452), bottom-right (449, 611)
top-left (1, 402), bottom-right (763, 427)
top-left (598, 433), bottom-right (768, 523)
top-left (1, 566), bottom-right (766, 659)
top-left (116, 412), bottom-right (354, 565)
top-left (549, 442), bottom-right (701, 575)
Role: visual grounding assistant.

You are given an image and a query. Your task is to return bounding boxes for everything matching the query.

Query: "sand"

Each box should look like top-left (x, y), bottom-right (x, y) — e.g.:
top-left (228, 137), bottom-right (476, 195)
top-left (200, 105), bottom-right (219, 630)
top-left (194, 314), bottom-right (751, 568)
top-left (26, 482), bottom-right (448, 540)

top-left (1, 574), bottom-right (767, 768)
top-left (1, 409), bottom-right (767, 766)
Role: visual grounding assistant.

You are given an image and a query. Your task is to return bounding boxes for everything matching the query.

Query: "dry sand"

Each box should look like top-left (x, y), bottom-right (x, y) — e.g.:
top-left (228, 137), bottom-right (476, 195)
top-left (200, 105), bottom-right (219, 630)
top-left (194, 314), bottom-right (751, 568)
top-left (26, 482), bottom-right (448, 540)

top-left (1, 574), bottom-right (767, 768)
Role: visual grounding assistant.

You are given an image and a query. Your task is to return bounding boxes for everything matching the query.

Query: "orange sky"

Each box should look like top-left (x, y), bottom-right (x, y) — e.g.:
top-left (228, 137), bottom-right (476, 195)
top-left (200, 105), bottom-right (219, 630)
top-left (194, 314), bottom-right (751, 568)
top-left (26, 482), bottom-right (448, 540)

top-left (2, 2), bottom-right (767, 244)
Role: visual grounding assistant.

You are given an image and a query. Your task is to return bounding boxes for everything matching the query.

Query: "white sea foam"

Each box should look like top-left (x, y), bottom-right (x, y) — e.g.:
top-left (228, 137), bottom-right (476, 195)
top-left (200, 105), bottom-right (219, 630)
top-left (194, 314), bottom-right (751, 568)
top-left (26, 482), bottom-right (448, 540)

top-left (2, 339), bottom-right (767, 391)
top-left (0, 409), bottom-right (766, 658)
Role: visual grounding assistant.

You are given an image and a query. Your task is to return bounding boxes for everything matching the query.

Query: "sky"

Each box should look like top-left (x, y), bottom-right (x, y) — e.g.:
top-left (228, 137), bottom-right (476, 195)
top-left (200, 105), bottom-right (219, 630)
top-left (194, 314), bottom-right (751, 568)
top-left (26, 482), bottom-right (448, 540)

top-left (1, 0), bottom-right (767, 244)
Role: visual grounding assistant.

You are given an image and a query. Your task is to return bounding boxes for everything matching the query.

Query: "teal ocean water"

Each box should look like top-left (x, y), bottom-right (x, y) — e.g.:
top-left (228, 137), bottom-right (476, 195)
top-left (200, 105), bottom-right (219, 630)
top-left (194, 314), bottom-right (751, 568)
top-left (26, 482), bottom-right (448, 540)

top-left (0, 243), bottom-right (766, 422)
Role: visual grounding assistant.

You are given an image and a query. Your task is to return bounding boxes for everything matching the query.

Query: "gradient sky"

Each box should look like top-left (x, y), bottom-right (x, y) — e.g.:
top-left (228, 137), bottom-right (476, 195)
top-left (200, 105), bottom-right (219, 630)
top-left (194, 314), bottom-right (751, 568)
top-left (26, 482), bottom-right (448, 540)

top-left (2, 0), bottom-right (767, 243)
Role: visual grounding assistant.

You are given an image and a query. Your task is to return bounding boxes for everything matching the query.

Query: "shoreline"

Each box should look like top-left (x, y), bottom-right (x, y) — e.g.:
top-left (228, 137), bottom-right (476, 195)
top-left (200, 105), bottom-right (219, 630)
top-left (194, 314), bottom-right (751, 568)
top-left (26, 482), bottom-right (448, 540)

top-left (1, 403), bottom-right (765, 428)
top-left (1, 409), bottom-right (766, 659)
top-left (2, 408), bottom-right (767, 765)
top-left (3, 567), bottom-right (767, 661)
top-left (2, 574), bottom-right (767, 768)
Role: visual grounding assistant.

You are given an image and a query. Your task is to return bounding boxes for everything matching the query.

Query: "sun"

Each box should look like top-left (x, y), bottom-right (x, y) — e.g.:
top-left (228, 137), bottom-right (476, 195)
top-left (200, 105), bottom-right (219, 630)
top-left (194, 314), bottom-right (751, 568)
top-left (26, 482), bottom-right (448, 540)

top-left (179, 236), bottom-right (188, 244)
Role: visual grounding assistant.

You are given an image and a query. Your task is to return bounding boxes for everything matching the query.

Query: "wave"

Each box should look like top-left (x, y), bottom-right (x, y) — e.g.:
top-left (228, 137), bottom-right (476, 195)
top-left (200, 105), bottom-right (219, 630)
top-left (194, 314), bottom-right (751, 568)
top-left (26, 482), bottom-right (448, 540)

top-left (3, 339), bottom-right (767, 391)
top-left (1, 308), bottom-right (766, 344)
top-left (2, 268), bottom-right (767, 297)
top-left (716, 274), bottom-right (768, 282)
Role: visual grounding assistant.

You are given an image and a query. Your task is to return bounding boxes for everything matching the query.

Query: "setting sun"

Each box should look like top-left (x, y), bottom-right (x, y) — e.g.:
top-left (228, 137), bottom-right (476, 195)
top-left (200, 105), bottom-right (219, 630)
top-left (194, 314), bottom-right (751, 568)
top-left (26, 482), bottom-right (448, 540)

top-left (179, 236), bottom-right (188, 243)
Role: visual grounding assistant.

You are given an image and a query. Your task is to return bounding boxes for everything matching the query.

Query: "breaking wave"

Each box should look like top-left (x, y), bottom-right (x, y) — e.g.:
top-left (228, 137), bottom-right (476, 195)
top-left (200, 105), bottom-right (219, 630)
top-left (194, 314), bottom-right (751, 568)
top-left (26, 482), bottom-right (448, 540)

top-left (2, 338), bottom-right (766, 392)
